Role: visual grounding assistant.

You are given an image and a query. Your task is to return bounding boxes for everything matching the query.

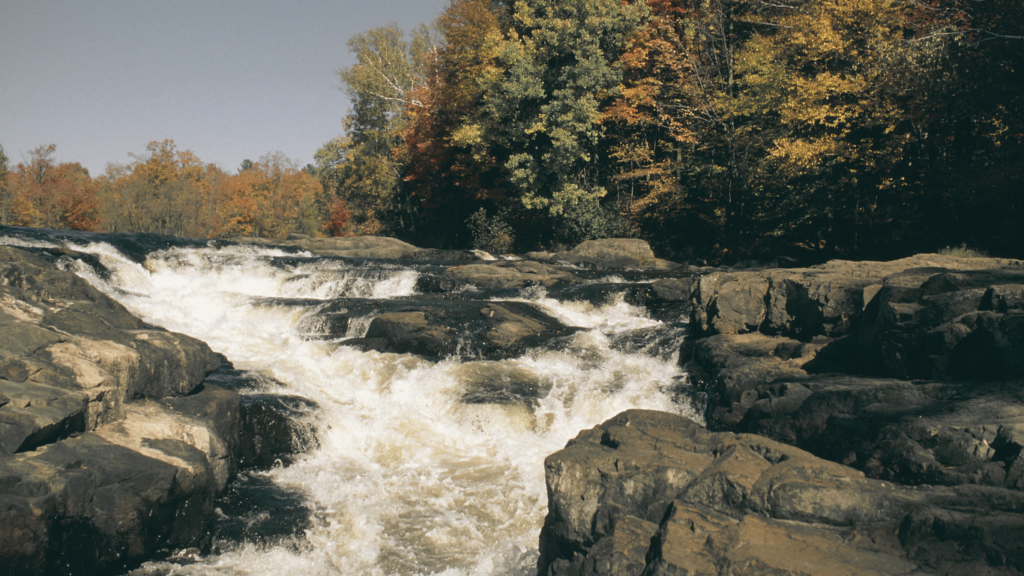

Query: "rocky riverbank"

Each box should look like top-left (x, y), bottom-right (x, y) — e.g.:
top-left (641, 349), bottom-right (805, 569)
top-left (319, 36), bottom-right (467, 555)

top-left (5, 228), bottom-right (1024, 575)
top-left (0, 245), bottom-right (310, 575)
top-left (538, 251), bottom-right (1024, 575)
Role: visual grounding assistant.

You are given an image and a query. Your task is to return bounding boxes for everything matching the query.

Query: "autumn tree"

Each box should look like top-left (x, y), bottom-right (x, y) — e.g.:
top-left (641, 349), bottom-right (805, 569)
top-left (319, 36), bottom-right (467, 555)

top-left (4, 145), bottom-right (101, 231)
top-left (0, 144), bottom-right (10, 225)
top-left (398, 0), bottom-right (507, 247)
top-left (100, 140), bottom-right (225, 238)
top-left (477, 0), bottom-right (649, 244)
top-left (221, 151), bottom-right (324, 239)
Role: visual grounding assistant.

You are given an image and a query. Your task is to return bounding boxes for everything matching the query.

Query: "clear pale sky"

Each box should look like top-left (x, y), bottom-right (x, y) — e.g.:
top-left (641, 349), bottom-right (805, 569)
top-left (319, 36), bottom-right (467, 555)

top-left (0, 0), bottom-right (450, 176)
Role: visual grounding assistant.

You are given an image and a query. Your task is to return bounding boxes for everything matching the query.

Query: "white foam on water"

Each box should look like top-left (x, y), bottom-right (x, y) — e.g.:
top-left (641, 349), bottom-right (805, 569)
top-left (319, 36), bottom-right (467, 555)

top-left (19, 238), bottom-right (696, 576)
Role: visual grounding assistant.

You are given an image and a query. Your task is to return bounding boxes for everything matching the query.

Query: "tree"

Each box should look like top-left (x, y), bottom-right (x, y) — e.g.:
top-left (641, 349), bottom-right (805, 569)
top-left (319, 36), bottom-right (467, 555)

top-left (4, 145), bottom-right (101, 231)
top-left (221, 151), bottom-right (325, 238)
top-left (100, 140), bottom-right (224, 237)
top-left (398, 0), bottom-right (507, 247)
top-left (317, 23), bottom-right (439, 236)
top-left (0, 144), bottom-right (10, 225)
top-left (481, 0), bottom-right (650, 227)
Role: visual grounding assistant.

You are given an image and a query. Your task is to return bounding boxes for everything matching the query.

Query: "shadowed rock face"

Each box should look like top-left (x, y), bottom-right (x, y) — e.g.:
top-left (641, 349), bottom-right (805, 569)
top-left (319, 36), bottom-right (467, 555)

top-left (539, 410), bottom-right (1024, 576)
top-left (689, 253), bottom-right (1024, 381)
top-left (0, 246), bottom-right (242, 575)
top-left (302, 297), bottom-right (580, 360)
top-left (0, 246), bottom-right (223, 454)
top-left (683, 254), bottom-right (1024, 499)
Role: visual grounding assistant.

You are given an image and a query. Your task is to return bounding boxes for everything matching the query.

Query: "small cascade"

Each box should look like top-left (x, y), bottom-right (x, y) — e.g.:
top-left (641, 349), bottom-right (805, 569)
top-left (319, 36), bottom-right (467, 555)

top-left (0, 229), bottom-right (696, 576)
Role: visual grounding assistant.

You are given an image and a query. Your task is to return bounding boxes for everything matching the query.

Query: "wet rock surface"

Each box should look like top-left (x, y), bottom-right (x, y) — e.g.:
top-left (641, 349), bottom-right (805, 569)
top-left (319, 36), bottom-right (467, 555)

top-left (339, 299), bottom-right (580, 359)
top-left (0, 245), bottom-right (313, 575)
top-left (230, 234), bottom-right (483, 261)
top-left (659, 252), bottom-right (1024, 574)
top-left (540, 409), bottom-right (1024, 576)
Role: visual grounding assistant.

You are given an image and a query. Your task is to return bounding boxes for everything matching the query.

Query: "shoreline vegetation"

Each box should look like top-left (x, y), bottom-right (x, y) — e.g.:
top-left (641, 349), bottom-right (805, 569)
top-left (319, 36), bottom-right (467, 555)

top-left (1, 0), bottom-right (1020, 266)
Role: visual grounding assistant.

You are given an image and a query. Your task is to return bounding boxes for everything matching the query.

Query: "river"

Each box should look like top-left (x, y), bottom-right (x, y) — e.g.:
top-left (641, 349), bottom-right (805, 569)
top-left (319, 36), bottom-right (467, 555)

top-left (0, 228), bottom-right (698, 576)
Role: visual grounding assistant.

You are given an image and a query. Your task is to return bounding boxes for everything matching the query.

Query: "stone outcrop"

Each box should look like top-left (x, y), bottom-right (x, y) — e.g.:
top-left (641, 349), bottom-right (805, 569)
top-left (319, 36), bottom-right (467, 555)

top-left (337, 300), bottom-right (578, 359)
top-left (737, 375), bottom-right (1024, 491)
top-left (683, 252), bottom-right (1024, 502)
top-left (1, 246), bottom-right (222, 454)
top-left (0, 246), bottom-right (309, 575)
top-left (689, 253), bottom-right (1024, 381)
top-left (539, 409), bottom-right (1024, 576)
top-left (230, 234), bottom-right (484, 261)
top-left (442, 261), bottom-right (578, 291)
top-left (554, 239), bottom-right (681, 270)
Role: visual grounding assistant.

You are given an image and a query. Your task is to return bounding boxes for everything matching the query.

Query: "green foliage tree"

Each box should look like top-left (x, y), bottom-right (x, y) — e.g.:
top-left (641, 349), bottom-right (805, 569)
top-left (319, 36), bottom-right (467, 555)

top-left (480, 0), bottom-right (649, 223)
top-left (316, 23), bottom-right (438, 236)
top-left (0, 144), bottom-right (10, 225)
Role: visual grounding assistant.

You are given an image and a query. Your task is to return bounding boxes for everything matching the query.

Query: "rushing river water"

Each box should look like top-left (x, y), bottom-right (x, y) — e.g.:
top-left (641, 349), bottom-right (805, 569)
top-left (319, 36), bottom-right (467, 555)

top-left (1, 228), bottom-right (698, 576)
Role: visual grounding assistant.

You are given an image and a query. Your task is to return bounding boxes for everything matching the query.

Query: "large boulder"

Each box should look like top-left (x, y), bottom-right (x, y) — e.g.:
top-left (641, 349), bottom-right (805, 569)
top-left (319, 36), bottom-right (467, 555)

top-left (0, 246), bottom-right (244, 575)
top-left (311, 298), bottom-right (579, 359)
top-left (736, 375), bottom-right (1024, 492)
top-left (858, 268), bottom-right (1024, 380)
top-left (690, 254), bottom-right (1024, 346)
top-left (355, 302), bottom-right (576, 359)
top-left (231, 234), bottom-right (484, 261)
top-left (238, 394), bottom-right (318, 470)
top-left (688, 332), bottom-right (831, 428)
top-left (230, 235), bottom-right (429, 259)
top-left (555, 239), bottom-right (680, 270)
top-left (539, 410), bottom-right (1024, 576)
top-left (0, 384), bottom-right (240, 575)
top-left (1, 247), bottom-right (222, 453)
top-left (442, 261), bottom-right (577, 291)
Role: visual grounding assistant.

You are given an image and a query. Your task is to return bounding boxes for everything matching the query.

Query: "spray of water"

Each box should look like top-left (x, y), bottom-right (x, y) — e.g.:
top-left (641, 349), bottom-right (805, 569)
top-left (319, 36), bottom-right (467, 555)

top-left (2, 235), bottom-right (696, 576)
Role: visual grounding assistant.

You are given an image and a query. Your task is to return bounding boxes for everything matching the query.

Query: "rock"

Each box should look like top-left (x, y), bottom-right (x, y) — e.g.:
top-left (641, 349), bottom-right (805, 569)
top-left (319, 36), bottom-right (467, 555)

top-left (688, 333), bottom-right (831, 428)
top-left (556, 239), bottom-right (663, 269)
top-left (444, 261), bottom-right (577, 291)
top-left (0, 246), bottom-right (247, 574)
top-left (539, 409), bottom-right (1024, 576)
top-left (737, 375), bottom-right (1024, 492)
top-left (238, 394), bottom-right (317, 470)
top-left (0, 383), bottom-right (242, 575)
top-left (687, 254), bottom-right (1024, 382)
top-left (859, 268), bottom-right (1024, 379)
top-left (232, 235), bottom-right (429, 260)
top-left (229, 235), bottom-right (487, 262)
top-left (524, 251), bottom-right (555, 261)
top-left (326, 299), bottom-right (579, 360)
top-left (0, 247), bottom-right (222, 454)
top-left (690, 254), bottom-right (1024, 340)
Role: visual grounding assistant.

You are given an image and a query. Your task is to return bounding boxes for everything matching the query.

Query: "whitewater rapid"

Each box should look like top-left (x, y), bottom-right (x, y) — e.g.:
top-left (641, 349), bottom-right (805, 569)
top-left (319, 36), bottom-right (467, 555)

top-left (2, 233), bottom-right (697, 576)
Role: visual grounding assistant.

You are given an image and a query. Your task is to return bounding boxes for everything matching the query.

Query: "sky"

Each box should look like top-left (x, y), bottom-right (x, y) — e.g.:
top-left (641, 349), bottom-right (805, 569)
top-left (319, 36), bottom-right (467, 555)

top-left (0, 0), bottom-right (450, 176)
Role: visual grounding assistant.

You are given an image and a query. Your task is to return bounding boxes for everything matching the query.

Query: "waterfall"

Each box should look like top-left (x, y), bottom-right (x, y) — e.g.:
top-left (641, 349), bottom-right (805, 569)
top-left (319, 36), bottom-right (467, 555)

top-left (1, 230), bottom-right (697, 576)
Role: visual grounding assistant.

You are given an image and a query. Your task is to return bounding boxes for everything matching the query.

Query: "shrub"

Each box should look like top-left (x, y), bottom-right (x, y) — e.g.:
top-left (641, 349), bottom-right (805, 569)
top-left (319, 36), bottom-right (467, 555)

top-left (467, 208), bottom-right (515, 254)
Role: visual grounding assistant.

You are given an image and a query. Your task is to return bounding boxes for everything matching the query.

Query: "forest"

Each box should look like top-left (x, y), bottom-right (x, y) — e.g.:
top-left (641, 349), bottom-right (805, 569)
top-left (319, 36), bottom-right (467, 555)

top-left (1, 0), bottom-right (1021, 264)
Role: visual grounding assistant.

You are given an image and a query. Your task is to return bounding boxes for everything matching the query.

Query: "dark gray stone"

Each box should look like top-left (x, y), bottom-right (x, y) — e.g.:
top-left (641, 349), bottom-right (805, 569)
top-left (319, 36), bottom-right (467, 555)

top-left (539, 409), bottom-right (1024, 576)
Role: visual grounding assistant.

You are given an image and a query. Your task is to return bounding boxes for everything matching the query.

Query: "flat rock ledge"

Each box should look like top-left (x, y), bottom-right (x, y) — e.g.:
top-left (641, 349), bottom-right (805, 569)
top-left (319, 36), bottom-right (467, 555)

top-left (681, 254), bottom-right (1024, 497)
top-left (0, 246), bottom-right (310, 575)
top-left (540, 409), bottom-right (1024, 576)
top-left (230, 234), bottom-right (482, 261)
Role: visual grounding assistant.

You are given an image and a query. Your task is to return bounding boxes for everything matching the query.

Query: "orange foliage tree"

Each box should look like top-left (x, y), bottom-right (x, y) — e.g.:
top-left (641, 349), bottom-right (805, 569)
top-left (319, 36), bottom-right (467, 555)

top-left (397, 0), bottom-right (507, 247)
top-left (4, 145), bottom-right (101, 231)
top-left (220, 152), bottom-right (324, 239)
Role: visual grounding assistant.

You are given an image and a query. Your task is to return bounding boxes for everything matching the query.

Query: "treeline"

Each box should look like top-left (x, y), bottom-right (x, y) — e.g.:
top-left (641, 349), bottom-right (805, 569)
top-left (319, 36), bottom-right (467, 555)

top-left (3, 0), bottom-right (1019, 261)
top-left (0, 140), bottom-right (329, 239)
top-left (315, 0), bottom-right (1023, 262)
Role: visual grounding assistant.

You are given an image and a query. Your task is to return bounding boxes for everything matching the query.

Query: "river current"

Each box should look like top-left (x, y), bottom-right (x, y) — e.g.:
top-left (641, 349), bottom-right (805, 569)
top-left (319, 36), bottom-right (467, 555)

top-left (1, 228), bottom-right (698, 576)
